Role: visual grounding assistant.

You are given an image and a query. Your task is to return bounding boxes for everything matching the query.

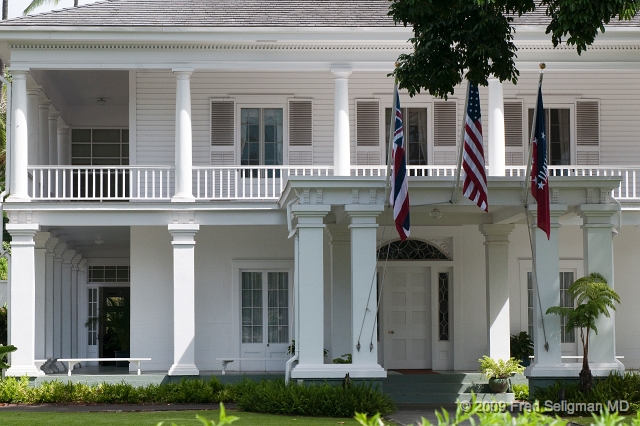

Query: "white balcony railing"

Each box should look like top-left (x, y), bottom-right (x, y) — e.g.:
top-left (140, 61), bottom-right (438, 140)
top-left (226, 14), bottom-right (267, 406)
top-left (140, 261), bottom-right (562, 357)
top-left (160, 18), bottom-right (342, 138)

top-left (28, 166), bottom-right (174, 201)
top-left (24, 165), bottom-right (640, 202)
top-left (193, 166), bottom-right (333, 200)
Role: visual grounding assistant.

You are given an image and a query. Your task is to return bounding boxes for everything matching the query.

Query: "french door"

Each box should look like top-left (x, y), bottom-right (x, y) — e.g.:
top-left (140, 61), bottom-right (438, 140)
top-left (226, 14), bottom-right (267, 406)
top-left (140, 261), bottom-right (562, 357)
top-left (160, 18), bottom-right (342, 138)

top-left (240, 271), bottom-right (290, 371)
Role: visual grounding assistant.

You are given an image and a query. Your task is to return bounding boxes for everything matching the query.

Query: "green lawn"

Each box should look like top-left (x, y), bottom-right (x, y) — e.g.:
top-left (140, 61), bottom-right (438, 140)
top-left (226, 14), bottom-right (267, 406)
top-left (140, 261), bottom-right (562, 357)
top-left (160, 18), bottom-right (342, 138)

top-left (0, 409), bottom-right (362, 426)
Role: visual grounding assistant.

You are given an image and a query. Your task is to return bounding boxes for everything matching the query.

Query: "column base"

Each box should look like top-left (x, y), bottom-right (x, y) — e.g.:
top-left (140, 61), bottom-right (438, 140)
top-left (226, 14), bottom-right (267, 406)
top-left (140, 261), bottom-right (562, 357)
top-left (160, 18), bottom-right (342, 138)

top-left (168, 363), bottom-right (199, 376)
top-left (526, 362), bottom-right (623, 378)
top-left (291, 363), bottom-right (387, 379)
top-left (5, 364), bottom-right (45, 377)
top-left (171, 193), bottom-right (196, 203)
top-left (5, 194), bottom-right (31, 203)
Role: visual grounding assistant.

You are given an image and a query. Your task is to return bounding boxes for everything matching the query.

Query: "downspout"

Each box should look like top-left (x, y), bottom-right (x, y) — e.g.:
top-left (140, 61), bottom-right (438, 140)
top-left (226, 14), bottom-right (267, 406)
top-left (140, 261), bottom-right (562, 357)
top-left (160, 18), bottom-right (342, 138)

top-left (0, 74), bottom-right (12, 243)
top-left (285, 195), bottom-right (299, 384)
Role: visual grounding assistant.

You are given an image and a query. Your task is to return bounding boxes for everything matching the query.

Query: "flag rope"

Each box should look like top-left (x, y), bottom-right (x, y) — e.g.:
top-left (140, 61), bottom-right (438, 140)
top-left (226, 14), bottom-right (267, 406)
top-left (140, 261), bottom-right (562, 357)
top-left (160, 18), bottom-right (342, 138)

top-left (524, 63), bottom-right (550, 352)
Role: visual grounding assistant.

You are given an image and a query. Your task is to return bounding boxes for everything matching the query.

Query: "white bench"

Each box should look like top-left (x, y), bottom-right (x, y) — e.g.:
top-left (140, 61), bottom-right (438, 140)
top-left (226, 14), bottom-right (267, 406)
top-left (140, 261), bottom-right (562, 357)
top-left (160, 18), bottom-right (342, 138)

top-left (57, 358), bottom-right (152, 376)
top-left (216, 358), bottom-right (289, 375)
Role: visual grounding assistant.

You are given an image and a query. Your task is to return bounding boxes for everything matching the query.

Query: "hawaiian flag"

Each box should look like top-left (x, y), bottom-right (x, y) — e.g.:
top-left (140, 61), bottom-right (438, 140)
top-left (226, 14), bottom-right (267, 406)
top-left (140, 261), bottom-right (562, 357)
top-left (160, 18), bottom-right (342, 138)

top-left (462, 81), bottom-right (488, 212)
top-left (531, 86), bottom-right (550, 239)
top-left (390, 85), bottom-right (410, 240)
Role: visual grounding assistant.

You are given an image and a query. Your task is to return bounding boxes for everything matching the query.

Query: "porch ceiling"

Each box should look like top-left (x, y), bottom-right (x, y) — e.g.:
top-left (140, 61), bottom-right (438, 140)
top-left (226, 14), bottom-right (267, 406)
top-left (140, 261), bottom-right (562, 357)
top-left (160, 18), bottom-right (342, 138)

top-left (45, 225), bottom-right (130, 259)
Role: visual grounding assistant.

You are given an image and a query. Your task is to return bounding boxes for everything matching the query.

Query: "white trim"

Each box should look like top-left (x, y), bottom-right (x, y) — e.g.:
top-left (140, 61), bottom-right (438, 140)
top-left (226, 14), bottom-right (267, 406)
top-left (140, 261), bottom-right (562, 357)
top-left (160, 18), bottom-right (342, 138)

top-left (129, 70), bottom-right (137, 166)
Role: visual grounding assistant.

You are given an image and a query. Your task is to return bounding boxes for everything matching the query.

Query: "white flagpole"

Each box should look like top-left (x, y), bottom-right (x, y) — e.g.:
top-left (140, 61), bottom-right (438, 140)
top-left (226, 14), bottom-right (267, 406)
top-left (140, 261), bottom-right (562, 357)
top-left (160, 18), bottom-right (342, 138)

top-left (450, 80), bottom-right (471, 204)
top-left (522, 63), bottom-right (546, 203)
top-left (385, 76), bottom-right (398, 207)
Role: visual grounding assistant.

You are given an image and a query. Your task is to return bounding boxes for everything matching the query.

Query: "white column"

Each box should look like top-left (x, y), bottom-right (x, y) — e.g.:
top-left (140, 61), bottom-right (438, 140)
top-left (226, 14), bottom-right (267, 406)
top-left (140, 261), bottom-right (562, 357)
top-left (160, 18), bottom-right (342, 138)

top-left (34, 231), bottom-right (50, 361)
top-left (77, 260), bottom-right (88, 358)
top-left (577, 204), bottom-right (622, 374)
top-left (44, 237), bottom-right (58, 359)
top-left (71, 254), bottom-right (82, 358)
top-left (526, 205), bottom-right (569, 378)
top-left (290, 205), bottom-right (330, 378)
top-left (57, 124), bottom-right (70, 165)
top-left (61, 249), bottom-right (75, 359)
top-left (167, 224), bottom-right (199, 375)
top-left (8, 70), bottom-right (30, 202)
top-left (480, 224), bottom-right (514, 360)
top-left (5, 224), bottom-right (44, 376)
top-left (346, 205), bottom-right (386, 377)
top-left (171, 70), bottom-right (195, 202)
top-left (332, 68), bottom-right (351, 177)
top-left (38, 101), bottom-right (50, 166)
top-left (328, 225), bottom-right (351, 360)
top-left (27, 87), bottom-right (41, 167)
top-left (488, 77), bottom-right (505, 177)
top-left (52, 242), bottom-right (66, 358)
top-left (48, 109), bottom-right (59, 165)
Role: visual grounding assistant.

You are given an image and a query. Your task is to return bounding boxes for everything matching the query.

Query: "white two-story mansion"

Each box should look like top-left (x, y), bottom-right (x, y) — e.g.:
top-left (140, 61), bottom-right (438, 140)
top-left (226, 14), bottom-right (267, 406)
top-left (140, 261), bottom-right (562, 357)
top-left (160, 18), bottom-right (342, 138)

top-left (0, 0), bottom-right (639, 382)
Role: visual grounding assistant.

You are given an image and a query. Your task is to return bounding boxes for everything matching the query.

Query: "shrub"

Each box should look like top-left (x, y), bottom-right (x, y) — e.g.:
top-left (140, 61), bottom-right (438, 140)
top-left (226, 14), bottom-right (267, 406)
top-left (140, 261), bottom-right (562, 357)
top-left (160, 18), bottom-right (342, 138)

top-left (235, 379), bottom-right (396, 417)
top-left (512, 383), bottom-right (529, 401)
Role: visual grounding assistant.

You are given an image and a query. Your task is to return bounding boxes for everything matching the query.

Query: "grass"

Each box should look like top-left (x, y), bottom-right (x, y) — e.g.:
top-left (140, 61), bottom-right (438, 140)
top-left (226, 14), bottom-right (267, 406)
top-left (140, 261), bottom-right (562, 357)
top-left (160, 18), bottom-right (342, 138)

top-left (0, 409), bottom-right (361, 425)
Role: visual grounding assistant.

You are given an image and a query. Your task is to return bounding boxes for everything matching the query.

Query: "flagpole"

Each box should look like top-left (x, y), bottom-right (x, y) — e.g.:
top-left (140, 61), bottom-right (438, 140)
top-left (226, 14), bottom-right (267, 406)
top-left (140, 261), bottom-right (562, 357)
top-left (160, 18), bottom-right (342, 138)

top-left (522, 63), bottom-right (546, 203)
top-left (385, 67), bottom-right (399, 207)
top-left (450, 79), bottom-right (471, 204)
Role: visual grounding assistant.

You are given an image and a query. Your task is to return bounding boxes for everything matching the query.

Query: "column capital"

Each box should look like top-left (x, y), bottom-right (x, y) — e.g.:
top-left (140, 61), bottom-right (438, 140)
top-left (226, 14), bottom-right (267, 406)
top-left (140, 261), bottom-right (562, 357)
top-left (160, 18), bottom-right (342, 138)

top-left (53, 242), bottom-right (68, 259)
top-left (39, 100), bottom-right (51, 109)
top-left (6, 224), bottom-right (40, 244)
top-left (292, 204), bottom-right (330, 226)
top-left (34, 231), bottom-right (51, 249)
top-left (576, 204), bottom-right (619, 225)
top-left (168, 223), bottom-right (199, 244)
top-left (345, 204), bottom-right (383, 227)
top-left (62, 249), bottom-right (76, 263)
top-left (480, 224), bottom-right (514, 243)
top-left (49, 109), bottom-right (60, 120)
top-left (173, 69), bottom-right (194, 78)
top-left (9, 70), bottom-right (28, 79)
top-left (27, 87), bottom-right (41, 96)
top-left (331, 67), bottom-right (352, 78)
top-left (71, 253), bottom-right (82, 268)
top-left (528, 204), bottom-right (567, 228)
top-left (45, 236), bottom-right (59, 253)
top-left (78, 258), bottom-right (88, 271)
top-left (326, 224), bottom-right (350, 243)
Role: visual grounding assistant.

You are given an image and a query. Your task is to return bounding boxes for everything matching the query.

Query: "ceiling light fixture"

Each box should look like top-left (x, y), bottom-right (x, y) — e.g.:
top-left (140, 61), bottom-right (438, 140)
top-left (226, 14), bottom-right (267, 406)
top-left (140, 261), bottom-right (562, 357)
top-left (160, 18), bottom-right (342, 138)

top-left (95, 235), bottom-right (104, 245)
top-left (430, 208), bottom-right (442, 220)
top-left (96, 98), bottom-right (107, 105)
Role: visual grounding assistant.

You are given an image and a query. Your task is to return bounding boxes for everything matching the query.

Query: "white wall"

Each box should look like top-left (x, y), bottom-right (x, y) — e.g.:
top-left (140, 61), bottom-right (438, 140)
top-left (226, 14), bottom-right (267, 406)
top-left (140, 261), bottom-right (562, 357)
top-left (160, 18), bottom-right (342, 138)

top-left (0, 280), bottom-right (6, 306)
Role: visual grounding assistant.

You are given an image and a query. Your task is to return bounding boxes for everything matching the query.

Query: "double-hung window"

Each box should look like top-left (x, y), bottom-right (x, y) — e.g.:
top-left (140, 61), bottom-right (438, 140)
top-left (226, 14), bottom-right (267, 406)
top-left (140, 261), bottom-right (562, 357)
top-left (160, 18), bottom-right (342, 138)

top-left (385, 108), bottom-right (429, 165)
top-left (240, 108), bottom-right (284, 167)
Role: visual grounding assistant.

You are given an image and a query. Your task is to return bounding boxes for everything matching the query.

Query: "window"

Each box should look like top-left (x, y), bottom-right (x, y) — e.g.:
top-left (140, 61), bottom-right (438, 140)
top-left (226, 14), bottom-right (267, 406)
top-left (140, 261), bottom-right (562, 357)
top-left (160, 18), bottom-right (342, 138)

top-left (526, 270), bottom-right (576, 343)
top-left (87, 288), bottom-right (98, 346)
top-left (528, 108), bottom-right (571, 166)
top-left (385, 108), bottom-right (428, 165)
top-left (240, 108), bottom-right (283, 167)
top-left (72, 129), bottom-right (129, 166)
top-left (241, 271), bottom-right (289, 344)
top-left (89, 266), bottom-right (130, 283)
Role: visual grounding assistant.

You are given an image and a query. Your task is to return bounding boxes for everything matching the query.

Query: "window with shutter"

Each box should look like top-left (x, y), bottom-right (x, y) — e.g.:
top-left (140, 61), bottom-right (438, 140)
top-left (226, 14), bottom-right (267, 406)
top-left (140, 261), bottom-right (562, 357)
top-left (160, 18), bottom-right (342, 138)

top-left (210, 99), bottom-right (235, 165)
top-left (504, 101), bottom-right (524, 165)
top-left (433, 101), bottom-right (457, 165)
top-left (356, 99), bottom-right (381, 165)
top-left (288, 99), bottom-right (313, 165)
top-left (576, 100), bottom-right (600, 165)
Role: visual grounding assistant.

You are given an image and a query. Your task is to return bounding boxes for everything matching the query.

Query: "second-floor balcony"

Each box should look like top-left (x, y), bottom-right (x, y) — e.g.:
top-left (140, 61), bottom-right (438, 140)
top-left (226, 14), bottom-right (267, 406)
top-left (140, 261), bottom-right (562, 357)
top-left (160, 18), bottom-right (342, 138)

top-left (24, 165), bottom-right (640, 203)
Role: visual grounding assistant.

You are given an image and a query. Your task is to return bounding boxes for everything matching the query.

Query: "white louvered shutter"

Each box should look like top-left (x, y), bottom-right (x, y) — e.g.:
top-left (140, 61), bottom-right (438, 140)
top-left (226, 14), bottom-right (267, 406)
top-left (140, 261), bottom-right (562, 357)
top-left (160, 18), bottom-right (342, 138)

top-left (433, 100), bottom-right (457, 165)
top-left (210, 99), bottom-right (236, 198)
top-left (576, 100), bottom-right (600, 165)
top-left (356, 99), bottom-right (381, 165)
top-left (504, 101), bottom-right (524, 166)
top-left (288, 99), bottom-right (313, 165)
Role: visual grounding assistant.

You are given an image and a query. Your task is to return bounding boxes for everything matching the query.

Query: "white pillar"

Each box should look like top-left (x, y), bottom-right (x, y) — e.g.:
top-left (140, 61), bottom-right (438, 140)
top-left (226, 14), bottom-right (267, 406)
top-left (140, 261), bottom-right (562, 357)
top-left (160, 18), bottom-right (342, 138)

top-left (290, 205), bottom-right (330, 378)
top-left (38, 101), bottom-right (50, 166)
top-left (8, 70), bottom-right (30, 202)
top-left (526, 205), bottom-right (569, 378)
top-left (34, 231), bottom-right (50, 361)
top-left (48, 109), bottom-right (59, 165)
top-left (44, 237), bottom-right (58, 359)
top-left (167, 224), bottom-right (199, 375)
top-left (488, 78), bottom-right (505, 177)
top-left (346, 205), bottom-right (386, 377)
top-left (52, 243), bottom-right (66, 358)
top-left (61, 249), bottom-right (75, 359)
top-left (71, 254), bottom-right (82, 358)
top-left (480, 224), bottom-right (514, 360)
top-left (577, 204), bottom-right (622, 374)
top-left (5, 224), bottom-right (44, 376)
top-left (171, 70), bottom-right (195, 202)
top-left (332, 68), bottom-right (351, 177)
top-left (328, 225), bottom-right (351, 360)
top-left (27, 87), bottom-right (40, 167)
top-left (57, 124), bottom-right (69, 165)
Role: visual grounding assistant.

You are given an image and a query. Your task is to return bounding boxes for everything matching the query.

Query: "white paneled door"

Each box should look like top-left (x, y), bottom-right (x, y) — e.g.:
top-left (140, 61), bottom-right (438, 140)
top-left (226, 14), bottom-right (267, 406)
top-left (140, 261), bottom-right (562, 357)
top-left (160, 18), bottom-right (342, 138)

top-left (383, 267), bottom-right (432, 369)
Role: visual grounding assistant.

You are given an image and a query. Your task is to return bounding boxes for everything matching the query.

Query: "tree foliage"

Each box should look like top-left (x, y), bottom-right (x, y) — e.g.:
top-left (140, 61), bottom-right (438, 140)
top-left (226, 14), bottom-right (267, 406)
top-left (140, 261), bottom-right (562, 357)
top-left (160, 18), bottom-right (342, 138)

top-left (388, 0), bottom-right (638, 98)
top-left (546, 272), bottom-right (621, 393)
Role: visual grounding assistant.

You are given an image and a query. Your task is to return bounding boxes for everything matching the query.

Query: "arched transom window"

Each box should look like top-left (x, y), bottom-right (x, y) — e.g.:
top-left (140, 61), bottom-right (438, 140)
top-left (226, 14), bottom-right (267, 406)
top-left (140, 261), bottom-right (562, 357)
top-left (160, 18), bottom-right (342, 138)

top-left (377, 239), bottom-right (450, 261)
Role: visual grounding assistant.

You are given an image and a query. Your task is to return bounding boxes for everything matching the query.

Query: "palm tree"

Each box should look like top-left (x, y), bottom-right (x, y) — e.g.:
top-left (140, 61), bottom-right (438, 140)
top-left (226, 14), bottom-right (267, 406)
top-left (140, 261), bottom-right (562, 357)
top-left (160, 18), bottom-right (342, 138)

top-left (23, 0), bottom-right (78, 15)
top-left (546, 272), bottom-right (621, 393)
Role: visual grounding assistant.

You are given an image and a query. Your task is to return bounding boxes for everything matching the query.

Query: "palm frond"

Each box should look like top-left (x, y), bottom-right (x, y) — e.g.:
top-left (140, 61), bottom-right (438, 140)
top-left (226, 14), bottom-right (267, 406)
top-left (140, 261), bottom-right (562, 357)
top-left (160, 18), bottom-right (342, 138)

top-left (23, 0), bottom-right (61, 15)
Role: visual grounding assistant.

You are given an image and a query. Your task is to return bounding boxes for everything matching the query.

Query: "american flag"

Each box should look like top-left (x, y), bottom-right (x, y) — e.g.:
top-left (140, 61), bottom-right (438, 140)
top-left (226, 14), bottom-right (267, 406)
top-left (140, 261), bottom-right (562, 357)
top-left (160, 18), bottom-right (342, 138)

top-left (390, 85), bottom-right (410, 240)
top-left (462, 81), bottom-right (488, 212)
top-left (531, 85), bottom-right (550, 239)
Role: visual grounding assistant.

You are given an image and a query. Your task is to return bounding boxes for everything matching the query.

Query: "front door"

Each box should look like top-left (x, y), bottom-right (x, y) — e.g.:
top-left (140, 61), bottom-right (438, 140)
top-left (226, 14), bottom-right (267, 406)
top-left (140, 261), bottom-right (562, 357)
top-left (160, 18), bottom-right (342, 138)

top-left (383, 267), bottom-right (432, 369)
top-left (240, 271), bottom-right (290, 371)
top-left (98, 287), bottom-right (130, 365)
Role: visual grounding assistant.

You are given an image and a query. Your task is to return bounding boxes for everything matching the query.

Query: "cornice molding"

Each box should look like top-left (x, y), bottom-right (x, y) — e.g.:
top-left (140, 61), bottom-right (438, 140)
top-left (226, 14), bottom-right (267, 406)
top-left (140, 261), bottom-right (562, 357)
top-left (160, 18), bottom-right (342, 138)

top-left (9, 42), bottom-right (412, 51)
